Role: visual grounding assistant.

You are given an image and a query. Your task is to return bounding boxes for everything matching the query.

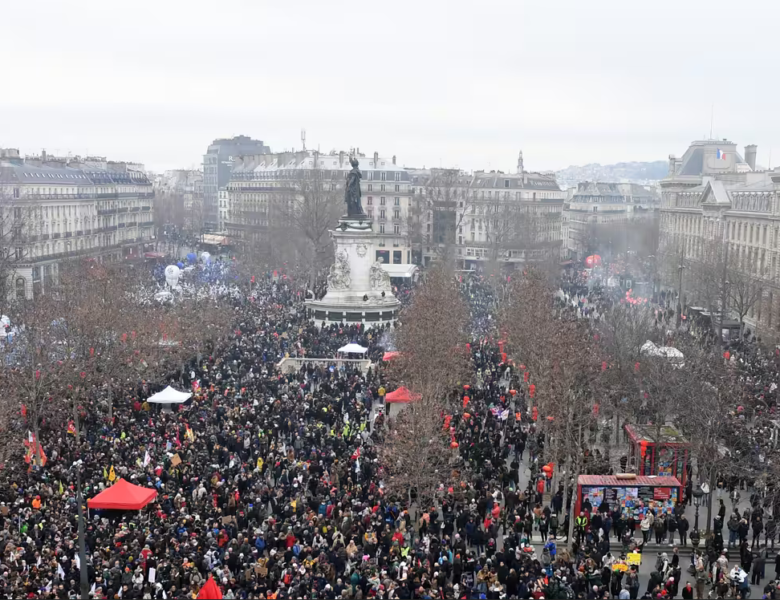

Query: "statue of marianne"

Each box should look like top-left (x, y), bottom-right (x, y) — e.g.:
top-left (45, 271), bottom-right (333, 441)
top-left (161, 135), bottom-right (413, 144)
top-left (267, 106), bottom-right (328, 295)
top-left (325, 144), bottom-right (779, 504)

top-left (344, 157), bottom-right (366, 217)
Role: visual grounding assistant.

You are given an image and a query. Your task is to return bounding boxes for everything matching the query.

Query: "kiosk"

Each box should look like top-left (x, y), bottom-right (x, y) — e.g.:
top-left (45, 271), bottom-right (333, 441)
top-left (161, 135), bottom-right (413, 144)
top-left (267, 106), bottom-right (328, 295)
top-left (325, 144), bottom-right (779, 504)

top-left (624, 424), bottom-right (690, 486)
top-left (575, 474), bottom-right (683, 520)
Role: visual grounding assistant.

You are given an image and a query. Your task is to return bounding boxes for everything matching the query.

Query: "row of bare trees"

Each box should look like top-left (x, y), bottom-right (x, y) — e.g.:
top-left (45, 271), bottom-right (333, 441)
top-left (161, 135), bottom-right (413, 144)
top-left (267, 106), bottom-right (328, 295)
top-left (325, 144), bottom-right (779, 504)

top-left (660, 232), bottom-right (769, 339)
top-left (0, 260), bottom-right (234, 466)
top-left (500, 268), bottom-right (763, 539)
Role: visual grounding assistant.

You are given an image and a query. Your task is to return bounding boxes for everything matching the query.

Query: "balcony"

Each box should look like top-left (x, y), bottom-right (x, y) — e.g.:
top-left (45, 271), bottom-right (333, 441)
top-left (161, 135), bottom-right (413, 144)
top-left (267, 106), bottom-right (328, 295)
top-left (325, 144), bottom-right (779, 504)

top-left (96, 193), bottom-right (118, 199)
top-left (52, 233), bottom-right (61, 239)
top-left (84, 229), bottom-right (92, 235)
top-left (21, 193), bottom-right (97, 200)
top-left (140, 222), bottom-right (153, 227)
top-left (130, 207), bottom-right (141, 212)
top-left (118, 223), bottom-right (126, 229)
top-left (75, 231), bottom-right (83, 236)
top-left (117, 207), bottom-right (129, 213)
top-left (41, 234), bottom-right (49, 240)
top-left (126, 221), bottom-right (137, 227)
top-left (64, 232), bottom-right (72, 238)
top-left (106, 226), bottom-right (118, 232)
top-left (141, 206), bottom-right (151, 211)
top-left (98, 209), bottom-right (117, 216)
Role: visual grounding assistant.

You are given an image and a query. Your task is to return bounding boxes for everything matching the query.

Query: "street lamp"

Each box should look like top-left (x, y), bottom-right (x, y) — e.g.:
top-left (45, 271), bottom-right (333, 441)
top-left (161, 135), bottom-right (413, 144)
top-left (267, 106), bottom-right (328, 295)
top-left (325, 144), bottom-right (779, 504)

top-left (692, 485), bottom-right (704, 532)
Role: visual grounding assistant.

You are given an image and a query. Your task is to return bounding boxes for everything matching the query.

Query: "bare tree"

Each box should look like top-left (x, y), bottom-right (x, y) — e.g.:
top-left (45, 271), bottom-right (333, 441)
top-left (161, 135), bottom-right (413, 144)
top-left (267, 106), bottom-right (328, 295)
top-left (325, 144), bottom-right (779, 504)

top-left (412, 169), bottom-right (474, 264)
top-left (379, 262), bottom-right (471, 505)
top-left (267, 170), bottom-right (343, 286)
top-left (726, 250), bottom-right (767, 337)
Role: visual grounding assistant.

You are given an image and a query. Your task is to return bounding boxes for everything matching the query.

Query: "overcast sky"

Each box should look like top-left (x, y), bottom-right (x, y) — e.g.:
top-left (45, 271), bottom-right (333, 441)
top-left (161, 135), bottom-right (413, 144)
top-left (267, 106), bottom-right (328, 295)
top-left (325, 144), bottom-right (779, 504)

top-left (2, 0), bottom-right (778, 174)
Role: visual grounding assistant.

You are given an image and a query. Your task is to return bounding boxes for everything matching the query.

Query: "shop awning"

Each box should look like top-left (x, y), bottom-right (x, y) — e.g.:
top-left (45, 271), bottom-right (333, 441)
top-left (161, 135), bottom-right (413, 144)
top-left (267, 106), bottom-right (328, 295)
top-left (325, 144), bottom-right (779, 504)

top-left (88, 478), bottom-right (157, 510)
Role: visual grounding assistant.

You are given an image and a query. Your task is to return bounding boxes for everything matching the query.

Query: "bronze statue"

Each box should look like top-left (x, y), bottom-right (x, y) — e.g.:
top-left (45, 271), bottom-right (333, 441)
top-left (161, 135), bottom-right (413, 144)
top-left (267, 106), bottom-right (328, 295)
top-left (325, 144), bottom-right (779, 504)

top-left (344, 157), bottom-right (365, 217)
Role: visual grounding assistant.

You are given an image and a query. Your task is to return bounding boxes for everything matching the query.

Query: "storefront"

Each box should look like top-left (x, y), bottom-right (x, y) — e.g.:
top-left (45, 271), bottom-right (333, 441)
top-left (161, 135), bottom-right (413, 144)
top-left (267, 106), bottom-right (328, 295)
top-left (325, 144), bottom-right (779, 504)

top-left (575, 474), bottom-right (683, 520)
top-left (624, 423), bottom-right (690, 486)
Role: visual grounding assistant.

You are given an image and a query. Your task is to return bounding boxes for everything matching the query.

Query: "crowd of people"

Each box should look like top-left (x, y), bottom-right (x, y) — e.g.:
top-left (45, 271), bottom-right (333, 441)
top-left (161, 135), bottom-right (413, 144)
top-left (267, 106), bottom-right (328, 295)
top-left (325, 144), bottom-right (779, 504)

top-left (2, 258), bottom-right (780, 600)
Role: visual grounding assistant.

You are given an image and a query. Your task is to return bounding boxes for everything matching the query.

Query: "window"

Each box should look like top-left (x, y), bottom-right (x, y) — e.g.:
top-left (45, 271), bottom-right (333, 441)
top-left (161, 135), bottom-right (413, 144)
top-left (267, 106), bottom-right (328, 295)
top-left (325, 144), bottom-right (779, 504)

top-left (393, 250), bottom-right (402, 264)
top-left (15, 277), bottom-right (25, 300)
top-left (367, 196), bottom-right (373, 206)
top-left (504, 179), bottom-right (510, 188)
top-left (394, 197), bottom-right (400, 206)
top-left (393, 209), bottom-right (400, 219)
top-left (379, 224), bottom-right (385, 234)
top-left (380, 172), bottom-right (387, 181)
top-left (380, 184), bottom-right (385, 192)
top-left (380, 209), bottom-right (386, 219)
top-left (380, 197), bottom-right (386, 206)
top-left (394, 185), bottom-right (400, 192)
top-left (367, 184), bottom-right (372, 192)
top-left (394, 225), bottom-right (400, 235)
top-left (394, 172), bottom-right (401, 182)
top-left (15, 247), bottom-right (23, 260)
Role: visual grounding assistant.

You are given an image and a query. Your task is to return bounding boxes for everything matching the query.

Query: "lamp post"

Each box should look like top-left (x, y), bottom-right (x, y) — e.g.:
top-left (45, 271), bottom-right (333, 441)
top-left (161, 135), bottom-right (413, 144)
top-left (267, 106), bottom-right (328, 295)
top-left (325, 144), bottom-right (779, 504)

top-left (693, 485), bottom-right (704, 532)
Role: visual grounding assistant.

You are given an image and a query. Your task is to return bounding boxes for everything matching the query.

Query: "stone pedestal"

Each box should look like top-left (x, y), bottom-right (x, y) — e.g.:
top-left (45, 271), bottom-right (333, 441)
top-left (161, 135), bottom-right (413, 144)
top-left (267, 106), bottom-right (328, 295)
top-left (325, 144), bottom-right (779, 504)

top-left (306, 217), bottom-right (400, 328)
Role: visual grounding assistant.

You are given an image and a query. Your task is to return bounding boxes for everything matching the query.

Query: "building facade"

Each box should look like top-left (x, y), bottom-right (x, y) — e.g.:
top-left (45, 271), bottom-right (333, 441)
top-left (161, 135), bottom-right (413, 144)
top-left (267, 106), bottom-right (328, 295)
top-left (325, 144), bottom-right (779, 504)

top-left (562, 182), bottom-right (660, 260)
top-left (203, 136), bottom-right (270, 232)
top-left (660, 138), bottom-right (780, 331)
top-left (226, 150), bottom-right (413, 265)
top-left (410, 151), bottom-right (566, 269)
top-left (0, 148), bottom-right (155, 299)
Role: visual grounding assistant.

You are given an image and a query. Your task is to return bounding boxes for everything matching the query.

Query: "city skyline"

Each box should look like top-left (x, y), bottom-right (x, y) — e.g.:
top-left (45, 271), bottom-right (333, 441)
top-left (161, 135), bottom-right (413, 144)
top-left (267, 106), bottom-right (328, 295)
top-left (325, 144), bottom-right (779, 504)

top-left (2, 0), bottom-right (779, 173)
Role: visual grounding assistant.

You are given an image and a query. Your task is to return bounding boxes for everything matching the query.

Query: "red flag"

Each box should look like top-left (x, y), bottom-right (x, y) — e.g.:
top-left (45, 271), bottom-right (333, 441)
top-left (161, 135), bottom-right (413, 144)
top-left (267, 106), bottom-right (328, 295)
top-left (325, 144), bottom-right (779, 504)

top-left (21, 404), bottom-right (27, 417)
top-left (67, 421), bottom-right (76, 435)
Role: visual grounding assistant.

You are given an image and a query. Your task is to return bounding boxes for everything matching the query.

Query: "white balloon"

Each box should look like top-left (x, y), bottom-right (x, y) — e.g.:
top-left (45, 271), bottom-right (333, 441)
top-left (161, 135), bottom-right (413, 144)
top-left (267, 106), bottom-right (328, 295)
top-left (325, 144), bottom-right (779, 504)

top-left (164, 265), bottom-right (181, 288)
top-left (201, 252), bottom-right (211, 263)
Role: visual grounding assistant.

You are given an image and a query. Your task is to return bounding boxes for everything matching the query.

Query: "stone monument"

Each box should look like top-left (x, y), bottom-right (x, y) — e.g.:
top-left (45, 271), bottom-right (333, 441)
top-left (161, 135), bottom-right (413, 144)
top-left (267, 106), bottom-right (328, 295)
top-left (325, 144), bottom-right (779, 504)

top-left (306, 157), bottom-right (401, 328)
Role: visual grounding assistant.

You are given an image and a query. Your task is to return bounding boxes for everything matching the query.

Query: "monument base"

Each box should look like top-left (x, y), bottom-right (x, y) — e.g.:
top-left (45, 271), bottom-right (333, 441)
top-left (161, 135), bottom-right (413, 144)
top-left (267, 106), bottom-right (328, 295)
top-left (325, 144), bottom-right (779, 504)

top-left (306, 217), bottom-right (400, 329)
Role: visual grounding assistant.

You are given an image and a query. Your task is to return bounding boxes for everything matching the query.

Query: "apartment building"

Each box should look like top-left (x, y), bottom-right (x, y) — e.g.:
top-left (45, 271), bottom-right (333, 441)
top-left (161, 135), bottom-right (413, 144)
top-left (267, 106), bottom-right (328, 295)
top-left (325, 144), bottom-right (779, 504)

top-left (0, 148), bottom-right (155, 298)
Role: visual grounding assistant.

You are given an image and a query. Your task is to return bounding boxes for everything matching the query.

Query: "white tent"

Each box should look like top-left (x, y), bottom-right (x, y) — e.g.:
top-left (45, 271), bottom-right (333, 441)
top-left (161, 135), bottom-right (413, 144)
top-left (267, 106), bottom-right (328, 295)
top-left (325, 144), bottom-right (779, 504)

top-left (640, 341), bottom-right (685, 367)
top-left (338, 343), bottom-right (368, 354)
top-left (147, 386), bottom-right (192, 404)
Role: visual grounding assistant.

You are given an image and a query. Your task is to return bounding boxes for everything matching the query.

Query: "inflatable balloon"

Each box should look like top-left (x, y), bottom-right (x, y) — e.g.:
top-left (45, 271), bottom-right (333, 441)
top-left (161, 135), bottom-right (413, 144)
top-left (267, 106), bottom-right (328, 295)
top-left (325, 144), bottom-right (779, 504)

top-left (187, 252), bottom-right (197, 263)
top-left (164, 265), bottom-right (181, 288)
top-left (177, 261), bottom-right (184, 269)
top-left (201, 252), bottom-right (211, 263)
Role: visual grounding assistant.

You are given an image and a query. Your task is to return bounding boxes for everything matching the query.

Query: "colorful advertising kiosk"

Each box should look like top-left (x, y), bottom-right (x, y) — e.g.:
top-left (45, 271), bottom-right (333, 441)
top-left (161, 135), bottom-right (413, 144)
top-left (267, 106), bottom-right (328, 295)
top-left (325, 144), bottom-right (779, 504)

top-left (575, 474), bottom-right (683, 520)
top-left (624, 424), bottom-right (690, 486)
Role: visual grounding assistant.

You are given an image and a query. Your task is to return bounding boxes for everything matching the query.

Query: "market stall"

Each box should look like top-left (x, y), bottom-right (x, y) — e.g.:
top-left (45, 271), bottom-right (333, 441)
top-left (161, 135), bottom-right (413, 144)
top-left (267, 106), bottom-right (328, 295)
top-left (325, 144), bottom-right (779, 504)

top-left (88, 478), bottom-right (158, 510)
top-left (575, 474), bottom-right (682, 520)
top-left (624, 423), bottom-right (690, 486)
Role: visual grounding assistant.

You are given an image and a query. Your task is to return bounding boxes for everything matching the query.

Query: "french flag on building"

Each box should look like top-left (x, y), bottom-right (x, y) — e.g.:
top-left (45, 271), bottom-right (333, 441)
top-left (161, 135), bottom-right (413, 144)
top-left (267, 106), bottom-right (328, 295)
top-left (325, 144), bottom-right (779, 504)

top-left (716, 148), bottom-right (727, 160)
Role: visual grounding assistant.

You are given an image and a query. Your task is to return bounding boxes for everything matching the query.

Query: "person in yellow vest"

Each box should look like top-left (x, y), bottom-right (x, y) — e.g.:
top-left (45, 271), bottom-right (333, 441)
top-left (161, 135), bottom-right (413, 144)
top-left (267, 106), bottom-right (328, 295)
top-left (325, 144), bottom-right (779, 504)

top-left (378, 386), bottom-right (386, 400)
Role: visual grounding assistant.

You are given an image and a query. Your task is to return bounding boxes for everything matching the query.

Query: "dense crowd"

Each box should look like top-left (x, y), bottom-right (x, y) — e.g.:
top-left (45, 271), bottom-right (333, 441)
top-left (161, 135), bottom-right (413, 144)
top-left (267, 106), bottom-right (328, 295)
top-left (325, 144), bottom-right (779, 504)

top-left (3, 261), bottom-right (780, 600)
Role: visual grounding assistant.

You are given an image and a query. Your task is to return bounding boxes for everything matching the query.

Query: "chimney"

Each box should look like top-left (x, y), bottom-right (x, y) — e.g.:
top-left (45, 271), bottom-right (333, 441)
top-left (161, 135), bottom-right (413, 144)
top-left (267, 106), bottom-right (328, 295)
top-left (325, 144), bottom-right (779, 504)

top-left (517, 150), bottom-right (524, 175)
top-left (745, 144), bottom-right (757, 171)
top-left (392, 155), bottom-right (396, 165)
top-left (668, 155), bottom-right (677, 175)
top-left (373, 151), bottom-right (379, 167)
top-left (41, 149), bottom-right (47, 161)
top-left (338, 151), bottom-right (345, 167)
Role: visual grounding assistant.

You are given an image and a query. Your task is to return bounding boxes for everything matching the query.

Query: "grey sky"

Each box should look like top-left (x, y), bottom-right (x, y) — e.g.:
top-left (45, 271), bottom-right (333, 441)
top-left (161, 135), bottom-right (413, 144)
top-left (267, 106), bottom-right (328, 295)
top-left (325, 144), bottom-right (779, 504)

top-left (2, 0), bottom-right (778, 174)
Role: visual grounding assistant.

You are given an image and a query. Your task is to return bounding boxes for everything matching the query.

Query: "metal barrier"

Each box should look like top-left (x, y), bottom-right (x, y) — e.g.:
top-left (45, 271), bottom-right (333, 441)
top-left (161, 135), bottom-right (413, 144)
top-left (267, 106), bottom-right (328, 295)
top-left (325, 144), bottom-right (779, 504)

top-left (276, 357), bottom-right (372, 374)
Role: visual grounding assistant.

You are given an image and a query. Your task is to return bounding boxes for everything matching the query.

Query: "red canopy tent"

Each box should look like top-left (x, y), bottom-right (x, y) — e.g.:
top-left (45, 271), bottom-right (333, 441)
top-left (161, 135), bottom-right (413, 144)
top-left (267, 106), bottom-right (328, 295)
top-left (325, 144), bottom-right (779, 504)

top-left (87, 478), bottom-right (158, 510)
top-left (197, 576), bottom-right (223, 600)
top-left (382, 351), bottom-right (400, 361)
top-left (385, 386), bottom-right (421, 403)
